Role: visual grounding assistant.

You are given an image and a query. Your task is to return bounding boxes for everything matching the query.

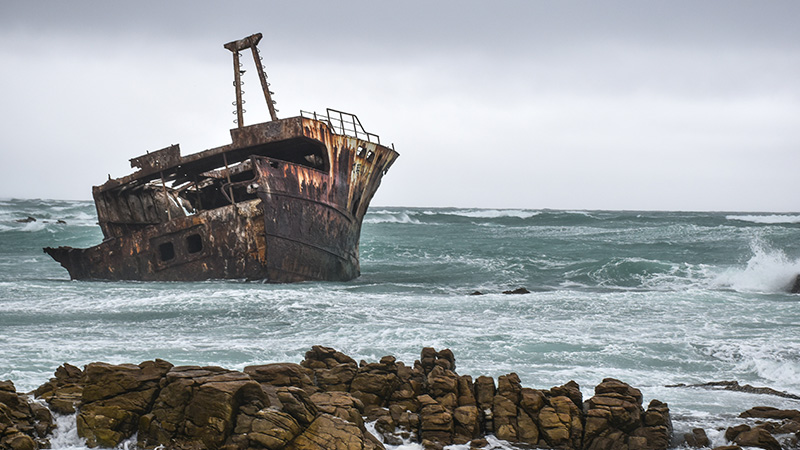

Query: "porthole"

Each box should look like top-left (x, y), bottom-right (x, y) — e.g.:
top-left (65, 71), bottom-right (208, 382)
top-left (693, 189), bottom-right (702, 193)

top-left (159, 242), bottom-right (175, 261)
top-left (187, 234), bottom-right (203, 254)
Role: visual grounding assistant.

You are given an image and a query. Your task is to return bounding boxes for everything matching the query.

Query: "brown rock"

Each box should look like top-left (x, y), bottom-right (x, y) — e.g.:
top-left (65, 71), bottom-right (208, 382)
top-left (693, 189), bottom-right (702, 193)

top-left (0, 381), bottom-right (54, 450)
top-left (453, 405), bottom-right (480, 441)
top-left (244, 363), bottom-right (316, 394)
top-left (301, 346), bottom-right (357, 369)
top-left (75, 360), bottom-right (172, 447)
top-left (739, 406), bottom-right (800, 422)
top-left (496, 373), bottom-right (521, 404)
top-left (550, 380), bottom-right (582, 409)
top-left (725, 424), bottom-right (750, 442)
top-left (733, 427), bottom-right (780, 450)
top-left (685, 428), bottom-right (710, 448)
top-left (138, 366), bottom-right (266, 450)
top-left (502, 287), bottom-right (530, 294)
top-left (456, 375), bottom-right (476, 407)
top-left (473, 376), bottom-right (495, 410)
top-left (435, 349), bottom-right (455, 372)
top-left (427, 366), bottom-right (458, 400)
top-left (244, 409), bottom-right (302, 450)
top-left (518, 388), bottom-right (546, 416)
top-left (317, 364), bottom-right (358, 392)
top-left (539, 395), bottom-right (582, 449)
top-left (285, 413), bottom-right (383, 450)
top-left (310, 391), bottom-right (365, 429)
top-left (492, 394), bottom-right (517, 442)
top-left (276, 387), bottom-right (318, 427)
top-left (594, 378), bottom-right (643, 405)
top-left (516, 408), bottom-right (539, 445)
top-left (32, 363), bottom-right (84, 415)
top-left (350, 369), bottom-right (398, 408)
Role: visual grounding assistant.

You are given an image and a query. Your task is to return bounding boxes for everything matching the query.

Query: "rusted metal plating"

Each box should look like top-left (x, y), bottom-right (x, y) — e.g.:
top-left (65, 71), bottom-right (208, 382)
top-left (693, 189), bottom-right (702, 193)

top-left (44, 34), bottom-right (398, 282)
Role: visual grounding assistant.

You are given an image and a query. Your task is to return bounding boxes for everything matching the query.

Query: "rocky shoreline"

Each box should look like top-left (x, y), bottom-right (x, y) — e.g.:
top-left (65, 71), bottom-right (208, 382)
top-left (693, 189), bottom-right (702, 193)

top-left (1, 347), bottom-right (798, 450)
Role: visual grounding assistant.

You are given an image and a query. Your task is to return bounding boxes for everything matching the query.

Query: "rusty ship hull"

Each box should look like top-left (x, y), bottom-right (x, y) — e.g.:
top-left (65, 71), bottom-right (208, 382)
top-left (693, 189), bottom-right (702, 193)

top-left (45, 114), bottom-right (398, 282)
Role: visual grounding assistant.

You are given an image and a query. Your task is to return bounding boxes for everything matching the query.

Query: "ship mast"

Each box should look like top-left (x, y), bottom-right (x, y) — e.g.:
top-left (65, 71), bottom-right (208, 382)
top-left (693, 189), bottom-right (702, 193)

top-left (224, 33), bottom-right (279, 126)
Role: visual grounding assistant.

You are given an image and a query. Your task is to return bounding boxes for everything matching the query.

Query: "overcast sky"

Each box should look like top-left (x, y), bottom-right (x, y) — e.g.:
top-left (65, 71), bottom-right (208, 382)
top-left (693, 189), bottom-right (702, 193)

top-left (1, 1), bottom-right (798, 211)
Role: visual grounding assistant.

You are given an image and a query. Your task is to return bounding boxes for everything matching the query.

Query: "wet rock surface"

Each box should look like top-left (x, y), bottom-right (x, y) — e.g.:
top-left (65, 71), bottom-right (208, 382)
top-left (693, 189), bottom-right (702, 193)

top-left (4, 347), bottom-right (797, 449)
top-left (0, 380), bottom-right (53, 450)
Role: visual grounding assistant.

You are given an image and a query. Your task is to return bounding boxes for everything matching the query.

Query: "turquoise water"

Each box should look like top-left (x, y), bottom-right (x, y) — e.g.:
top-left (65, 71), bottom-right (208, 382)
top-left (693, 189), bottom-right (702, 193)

top-left (2, 198), bottom-right (800, 448)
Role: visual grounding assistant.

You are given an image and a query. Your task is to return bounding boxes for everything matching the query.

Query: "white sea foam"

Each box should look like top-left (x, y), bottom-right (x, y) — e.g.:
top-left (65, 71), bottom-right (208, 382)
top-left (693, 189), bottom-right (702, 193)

top-left (363, 212), bottom-right (422, 224)
top-left (48, 412), bottom-right (87, 450)
top-left (712, 240), bottom-right (800, 293)
top-left (436, 209), bottom-right (540, 219)
top-left (727, 214), bottom-right (800, 224)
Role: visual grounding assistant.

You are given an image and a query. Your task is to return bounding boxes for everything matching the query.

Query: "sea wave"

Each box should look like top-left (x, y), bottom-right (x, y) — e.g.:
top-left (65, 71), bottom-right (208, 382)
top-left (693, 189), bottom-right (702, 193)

top-left (698, 342), bottom-right (800, 394)
top-left (727, 214), bottom-right (800, 224)
top-left (712, 239), bottom-right (800, 293)
top-left (363, 212), bottom-right (422, 224)
top-left (432, 209), bottom-right (541, 219)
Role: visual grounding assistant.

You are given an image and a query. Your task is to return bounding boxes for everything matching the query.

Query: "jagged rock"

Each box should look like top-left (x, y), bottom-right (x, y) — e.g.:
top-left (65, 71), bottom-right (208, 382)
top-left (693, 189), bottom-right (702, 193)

top-left (15, 217), bottom-right (35, 223)
top-left (790, 274), bottom-right (800, 293)
top-left (453, 405), bottom-right (480, 443)
top-left (386, 363), bottom-right (423, 412)
top-left (583, 378), bottom-right (669, 450)
top-left (418, 395), bottom-right (453, 446)
top-left (301, 346), bottom-right (359, 392)
top-left (732, 427), bottom-right (781, 450)
top-left (426, 366), bottom-right (458, 411)
top-left (667, 380), bottom-right (800, 400)
top-left (244, 363), bottom-right (316, 394)
top-left (384, 403), bottom-right (419, 443)
top-left (456, 375), bottom-right (476, 407)
top-left (32, 363), bottom-right (83, 414)
top-left (310, 391), bottom-right (365, 430)
top-left (492, 373), bottom-right (523, 442)
top-left (0, 380), bottom-right (53, 450)
top-left (473, 376), bottom-right (495, 433)
top-left (550, 380), bottom-right (583, 409)
top-left (233, 408), bottom-right (302, 450)
top-left (349, 366), bottom-right (398, 409)
top-left (435, 349), bottom-right (455, 372)
top-left (284, 413), bottom-right (383, 450)
top-left (725, 424), bottom-right (751, 442)
top-left (137, 365), bottom-right (265, 450)
top-left (685, 427), bottom-right (711, 447)
top-left (17, 347), bottom-right (674, 450)
top-left (502, 287), bottom-right (530, 294)
top-left (77, 360), bottom-right (172, 448)
top-left (739, 406), bottom-right (800, 422)
top-left (633, 399), bottom-right (672, 450)
top-left (302, 346), bottom-right (357, 370)
top-left (538, 395), bottom-right (582, 449)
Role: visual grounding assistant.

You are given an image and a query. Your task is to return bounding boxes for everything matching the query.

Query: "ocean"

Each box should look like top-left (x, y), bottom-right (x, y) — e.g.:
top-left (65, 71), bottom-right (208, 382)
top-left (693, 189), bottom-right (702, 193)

top-left (1, 198), bottom-right (799, 449)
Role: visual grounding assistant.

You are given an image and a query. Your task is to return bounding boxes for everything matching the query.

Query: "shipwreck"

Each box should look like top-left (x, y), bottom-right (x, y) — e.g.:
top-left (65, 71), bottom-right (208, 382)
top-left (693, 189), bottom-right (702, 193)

top-left (44, 33), bottom-right (399, 282)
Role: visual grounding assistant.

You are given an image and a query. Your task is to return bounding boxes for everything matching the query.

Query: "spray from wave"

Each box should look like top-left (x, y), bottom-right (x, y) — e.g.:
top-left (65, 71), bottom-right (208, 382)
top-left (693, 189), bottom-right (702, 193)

top-left (713, 239), bottom-right (800, 293)
top-left (363, 211), bottom-right (422, 224)
top-left (727, 214), bottom-right (800, 225)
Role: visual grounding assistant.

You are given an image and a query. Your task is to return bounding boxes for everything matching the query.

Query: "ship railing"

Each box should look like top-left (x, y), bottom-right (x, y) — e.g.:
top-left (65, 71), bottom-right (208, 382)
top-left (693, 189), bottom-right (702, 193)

top-left (301, 109), bottom-right (381, 145)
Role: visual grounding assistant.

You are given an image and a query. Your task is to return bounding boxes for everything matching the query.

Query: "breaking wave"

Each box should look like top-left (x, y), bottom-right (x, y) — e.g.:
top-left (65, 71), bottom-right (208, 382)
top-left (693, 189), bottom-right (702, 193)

top-left (727, 214), bottom-right (800, 224)
top-left (712, 239), bottom-right (800, 293)
top-left (363, 211), bottom-right (422, 224)
top-left (431, 209), bottom-right (541, 219)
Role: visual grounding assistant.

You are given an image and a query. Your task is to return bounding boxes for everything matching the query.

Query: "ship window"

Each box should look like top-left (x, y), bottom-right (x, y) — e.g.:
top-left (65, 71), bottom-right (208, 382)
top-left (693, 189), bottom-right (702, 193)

top-left (159, 242), bottom-right (175, 261)
top-left (186, 234), bottom-right (203, 254)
